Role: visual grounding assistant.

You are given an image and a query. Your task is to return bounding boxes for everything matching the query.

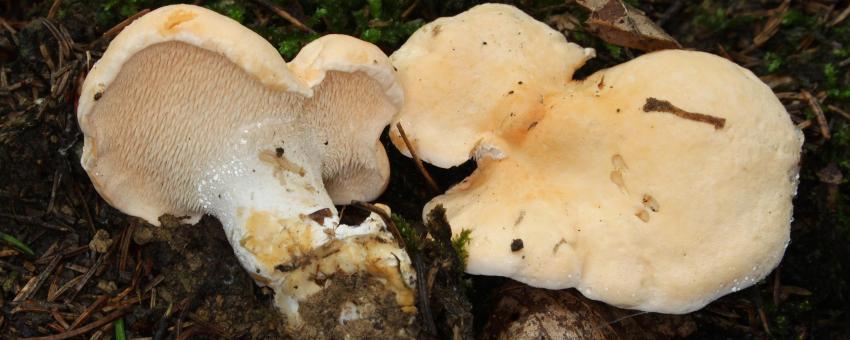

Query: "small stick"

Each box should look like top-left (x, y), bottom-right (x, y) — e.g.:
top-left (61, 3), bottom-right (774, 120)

top-left (772, 267), bottom-right (781, 306)
top-left (118, 223), bottom-right (135, 272)
top-left (73, 184), bottom-right (97, 234)
top-left (795, 120), bottom-right (811, 130)
top-left (396, 123), bottom-right (440, 193)
top-left (47, 274), bottom-right (84, 302)
top-left (50, 308), bottom-right (69, 330)
top-left (65, 247), bottom-right (111, 303)
top-left (22, 307), bottom-right (129, 340)
top-left (830, 3), bottom-right (850, 26)
top-left (401, 0), bottom-right (420, 19)
top-left (47, 0), bottom-right (63, 20)
top-left (101, 9), bottom-right (151, 38)
top-left (827, 105), bottom-right (850, 121)
top-left (643, 98), bottom-right (726, 129)
top-left (68, 295), bottom-right (108, 331)
top-left (0, 212), bottom-right (71, 232)
top-left (253, 0), bottom-right (315, 33)
top-left (413, 253), bottom-right (437, 336)
top-left (801, 90), bottom-right (831, 140)
top-left (350, 201), bottom-right (406, 249)
top-left (13, 253), bottom-right (63, 304)
top-left (47, 170), bottom-right (62, 214)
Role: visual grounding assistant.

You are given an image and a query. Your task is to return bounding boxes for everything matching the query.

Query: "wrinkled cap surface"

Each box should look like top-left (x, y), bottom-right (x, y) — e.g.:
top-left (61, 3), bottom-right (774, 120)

top-left (78, 5), bottom-right (401, 225)
top-left (390, 3), bottom-right (802, 313)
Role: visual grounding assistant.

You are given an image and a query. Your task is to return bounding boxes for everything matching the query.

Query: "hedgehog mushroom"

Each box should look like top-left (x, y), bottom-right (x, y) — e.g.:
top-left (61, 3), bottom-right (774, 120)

top-left (390, 4), bottom-right (802, 313)
top-left (78, 5), bottom-right (414, 328)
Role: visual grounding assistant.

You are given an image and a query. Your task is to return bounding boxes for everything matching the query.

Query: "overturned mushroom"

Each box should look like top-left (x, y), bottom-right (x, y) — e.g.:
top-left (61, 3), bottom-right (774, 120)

top-left (390, 4), bottom-right (802, 313)
top-left (78, 5), bottom-right (414, 326)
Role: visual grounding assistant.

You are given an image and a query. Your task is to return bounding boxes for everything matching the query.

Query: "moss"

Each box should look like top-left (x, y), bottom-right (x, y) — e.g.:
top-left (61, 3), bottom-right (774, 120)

top-left (824, 63), bottom-right (839, 86)
top-left (781, 9), bottom-right (815, 27)
top-left (604, 43), bottom-right (623, 60)
top-left (392, 213), bottom-right (421, 251)
top-left (205, 0), bottom-right (247, 23)
top-left (451, 229), bottom-right (472, 268)
top-left (763, 52), bottom-right (783, 73)
top-left (827, 87), bottom-right (850, 100)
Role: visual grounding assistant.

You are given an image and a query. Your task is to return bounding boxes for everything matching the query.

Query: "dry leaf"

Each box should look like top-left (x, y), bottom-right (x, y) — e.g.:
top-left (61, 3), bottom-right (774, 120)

top-left (576, 0), bottom-right (681, 52)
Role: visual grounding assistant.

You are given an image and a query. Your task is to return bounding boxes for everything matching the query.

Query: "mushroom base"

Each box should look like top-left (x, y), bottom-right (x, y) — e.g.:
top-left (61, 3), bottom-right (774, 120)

top-left (271, 221), bottom-right (418, 326)
top-left (292, 271), bottom-right (419, 337)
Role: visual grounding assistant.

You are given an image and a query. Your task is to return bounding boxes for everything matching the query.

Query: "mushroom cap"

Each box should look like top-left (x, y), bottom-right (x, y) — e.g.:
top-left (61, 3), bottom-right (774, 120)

top-left (391, 4), bottom-right (802, 313)
top-left (389, 3), bottom-right (594, 168)
top-left (78, 5), bottom-right (400, 225)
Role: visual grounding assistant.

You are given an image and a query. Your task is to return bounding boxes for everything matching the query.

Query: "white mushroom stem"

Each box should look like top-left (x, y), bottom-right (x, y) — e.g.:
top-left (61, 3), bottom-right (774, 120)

top-left (194, 144), bottom-right (415, 322)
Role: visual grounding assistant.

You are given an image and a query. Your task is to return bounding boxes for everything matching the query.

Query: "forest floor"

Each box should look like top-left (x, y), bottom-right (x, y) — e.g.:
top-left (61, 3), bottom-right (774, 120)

top-left (1, 0), bottom-right (849, 339)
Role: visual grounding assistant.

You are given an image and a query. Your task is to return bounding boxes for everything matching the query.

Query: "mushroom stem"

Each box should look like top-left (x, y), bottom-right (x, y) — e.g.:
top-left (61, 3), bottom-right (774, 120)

top-left (197, 146), bottom-right (415, 324)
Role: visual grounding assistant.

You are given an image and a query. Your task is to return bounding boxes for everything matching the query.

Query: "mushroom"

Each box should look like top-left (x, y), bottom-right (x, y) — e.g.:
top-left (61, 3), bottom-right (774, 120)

top-left (78, 5), bottom-right (414, 324)
top-left (389, 4), bottom-right (802, 313)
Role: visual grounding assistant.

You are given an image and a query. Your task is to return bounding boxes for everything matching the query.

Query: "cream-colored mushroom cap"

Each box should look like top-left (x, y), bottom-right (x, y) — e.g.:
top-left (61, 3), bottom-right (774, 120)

top-left (388, 3), bottom-right (594, 167)
top-left (390, 3), bottom-right (802, 314)
top-left (78, 4), bottom-right (413, 323)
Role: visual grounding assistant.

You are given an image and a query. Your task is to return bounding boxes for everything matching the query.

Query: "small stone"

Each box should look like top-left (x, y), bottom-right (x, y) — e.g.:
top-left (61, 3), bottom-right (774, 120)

top-left (89, 229), bottom-right (112, 253)
top-left (97, 280), bottom-right (117, 293)
top-left (133, 225), bottom-right (154, 245)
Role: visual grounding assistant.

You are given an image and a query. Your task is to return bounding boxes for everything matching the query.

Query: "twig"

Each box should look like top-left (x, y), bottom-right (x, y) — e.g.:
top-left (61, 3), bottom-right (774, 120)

top-left (0, 212), bottom-right (71, 232)
top-left (350, 201), bottom-right (406, 249)
top-left (73, 183), bottom-right (96, 234)
top-left (772, 267), bottom-right (781, 306)
top-left (401, 0), bottom-right (420, 19)
top-left (50, 308), bottom-right (69, 330)
top-left (118, 223), bottom-right (135, 272)
top-left (47, 169), bottom-right (62, 214)
top-left (827, 105), bottom-right (850, 121)
top-left (801, 90), bottom-right (831, 140)
top-left (68, 295), bottom-right (107, 330)
top-left (396, 123), bottom-right (440, 193)
top-left (100, 9), bottom-right (151, 39)
top-left (65, 246), bottom-right (111, 303)
top-left (22, 307), bottom-right (130, 340)
top-left (47, 0), bottom-right (62, 20)
top-left (830, 3), bottom-right (850, 26)
top-left (643, 97), bottom-right (726, 129)
top-left (751, 0), bottom-right (790, 49)
top-left (47, 274), bottom-right (84, 302)
top-left (751, 287), bottom-right (771, 336)
top-left (413, 253), bottom-right (437, 336)
top-left (253, 0), bottom-right (315, 33)
top-left (796, 120), bottom-right (812, 130)
top-left (153, 302), bottom-right (175, 340)
top-left (13, 252), bottom-right (63, 304)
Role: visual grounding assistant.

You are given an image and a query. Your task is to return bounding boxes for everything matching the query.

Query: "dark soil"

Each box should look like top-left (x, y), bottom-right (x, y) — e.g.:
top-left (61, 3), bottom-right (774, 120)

top-left (2, 0), bottom-right (849, 339)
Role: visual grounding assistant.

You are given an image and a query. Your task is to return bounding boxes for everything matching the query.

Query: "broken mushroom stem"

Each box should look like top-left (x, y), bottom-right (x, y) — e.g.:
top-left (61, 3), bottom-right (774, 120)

top-left (203, 143), bottom-right (410, 320)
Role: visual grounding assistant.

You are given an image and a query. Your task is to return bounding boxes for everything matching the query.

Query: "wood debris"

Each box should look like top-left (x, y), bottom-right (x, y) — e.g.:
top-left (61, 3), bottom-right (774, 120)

top-left (801, 90), bottom-right (831, 140)
top-left (576, 0), bottom-right (681, 52)
top-left (642, 98), bottom-right (726, 129)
